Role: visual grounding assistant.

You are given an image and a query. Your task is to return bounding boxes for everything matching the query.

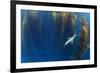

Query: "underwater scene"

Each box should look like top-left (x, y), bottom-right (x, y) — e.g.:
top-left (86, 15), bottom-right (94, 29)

top-left (21, 10), bottom-right (90, 63)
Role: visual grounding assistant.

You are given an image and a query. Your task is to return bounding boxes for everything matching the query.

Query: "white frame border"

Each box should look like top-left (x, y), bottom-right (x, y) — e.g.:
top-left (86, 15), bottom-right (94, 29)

top-left (16, 4), bottom-right (94, 69)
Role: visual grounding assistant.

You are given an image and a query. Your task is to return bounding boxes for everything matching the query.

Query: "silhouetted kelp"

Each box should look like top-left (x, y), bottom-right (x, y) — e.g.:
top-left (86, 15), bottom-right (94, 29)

top-left (77, 17), bottom-right (89, 59)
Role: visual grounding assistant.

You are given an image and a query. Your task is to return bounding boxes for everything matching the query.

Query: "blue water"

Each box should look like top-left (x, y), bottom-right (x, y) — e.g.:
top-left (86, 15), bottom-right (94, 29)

top-left (21, 10), bottom-right (90, 63)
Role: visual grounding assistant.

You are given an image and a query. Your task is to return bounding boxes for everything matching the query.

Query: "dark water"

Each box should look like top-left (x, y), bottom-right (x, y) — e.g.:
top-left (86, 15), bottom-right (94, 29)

top-left (21, 10), bottom-right (90, 63)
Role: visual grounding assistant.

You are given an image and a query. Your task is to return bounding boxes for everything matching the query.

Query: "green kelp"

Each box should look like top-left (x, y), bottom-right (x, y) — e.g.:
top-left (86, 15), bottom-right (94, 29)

top-left (78, 17), bottom-right (89, 58)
